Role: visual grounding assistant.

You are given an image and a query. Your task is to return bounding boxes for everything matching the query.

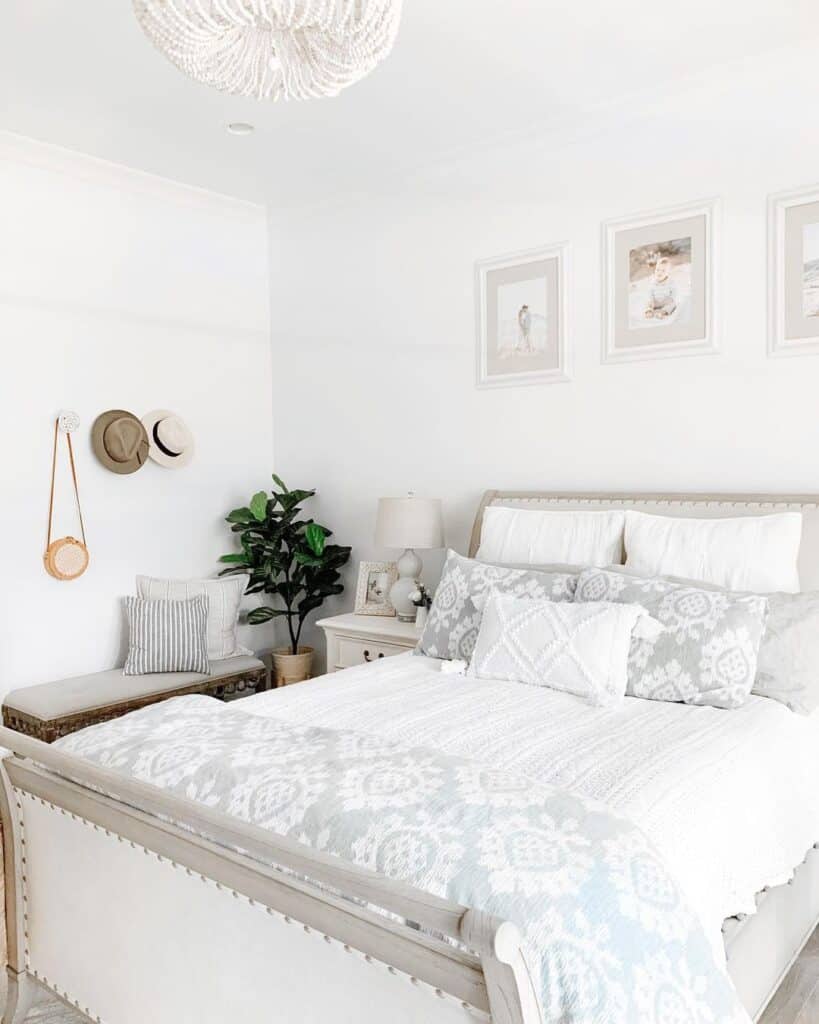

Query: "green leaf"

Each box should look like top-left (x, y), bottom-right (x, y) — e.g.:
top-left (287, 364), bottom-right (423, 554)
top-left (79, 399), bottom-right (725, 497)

top-left (246, 606), bottom-right (290, 625)
top-left (249, 491), bottom-right (268, 522)
top-left (218, 566), bottom-right (248, 579)
top-left (218, 553), bottom-right (249, 564)
top-left (271, 473), bottom-right (288, 493)
top-left (294, 551), bottom-right (323, 567)
top-left (225, 507), bottom-right (252, 524)
top-left (305, 523), bottom-right (326, 556)
top-left (297, 594), bottom-right (327, 619)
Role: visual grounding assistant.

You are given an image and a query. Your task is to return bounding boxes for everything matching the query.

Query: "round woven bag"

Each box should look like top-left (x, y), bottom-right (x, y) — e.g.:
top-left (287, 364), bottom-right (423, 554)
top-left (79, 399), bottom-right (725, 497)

top-left (44, 416), bottom-right (89, 582)
top-left (44, 536), bottom-right (89, 581)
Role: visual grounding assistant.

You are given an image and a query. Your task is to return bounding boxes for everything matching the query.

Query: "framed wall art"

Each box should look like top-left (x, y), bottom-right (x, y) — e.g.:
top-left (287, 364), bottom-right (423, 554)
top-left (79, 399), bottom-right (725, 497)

top-left (354, 560), bottom-right (398, 616)
top-left (602, 198), bottom-right (719, 363)
top-left (475, 242), bottom-right (570, 388)
top-left (768, 184), bottom-right (819, 357)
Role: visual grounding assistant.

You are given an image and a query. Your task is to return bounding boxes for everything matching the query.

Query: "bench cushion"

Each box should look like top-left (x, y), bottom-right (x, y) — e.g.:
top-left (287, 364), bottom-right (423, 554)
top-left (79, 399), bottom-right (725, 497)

top-left (4, 655), bottom-right (265, 723)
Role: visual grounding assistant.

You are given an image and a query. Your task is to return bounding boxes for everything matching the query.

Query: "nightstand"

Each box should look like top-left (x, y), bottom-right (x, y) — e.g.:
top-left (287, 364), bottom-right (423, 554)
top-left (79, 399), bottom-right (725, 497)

top-left (317, 613), bottom-right (421, 673)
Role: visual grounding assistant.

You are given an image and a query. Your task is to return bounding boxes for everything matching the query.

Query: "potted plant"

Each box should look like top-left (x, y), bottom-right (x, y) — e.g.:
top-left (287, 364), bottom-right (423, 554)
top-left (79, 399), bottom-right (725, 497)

top-left (219, 475), bottom-right (352, 686)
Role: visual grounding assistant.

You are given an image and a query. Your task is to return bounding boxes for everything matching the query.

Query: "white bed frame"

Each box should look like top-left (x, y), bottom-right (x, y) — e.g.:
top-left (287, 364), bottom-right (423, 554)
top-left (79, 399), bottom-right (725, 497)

top-left (469, 490), bottom-right (819, 1021)
top-left (1, 490), bottom-right (817, 1024)
top-left (0, 727), bottom-right (540, 1024)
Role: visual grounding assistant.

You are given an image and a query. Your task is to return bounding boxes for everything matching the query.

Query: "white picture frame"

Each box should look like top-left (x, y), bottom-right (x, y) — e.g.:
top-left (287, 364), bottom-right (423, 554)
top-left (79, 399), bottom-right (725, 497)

top-left (354, 560), bottom-right (398, 616)
top-left (475, 242), bottom-right (570, 389)
top-left (602, 198), bottom-right (720, 364)
top-left (768, 184), bottom-right (819, 357)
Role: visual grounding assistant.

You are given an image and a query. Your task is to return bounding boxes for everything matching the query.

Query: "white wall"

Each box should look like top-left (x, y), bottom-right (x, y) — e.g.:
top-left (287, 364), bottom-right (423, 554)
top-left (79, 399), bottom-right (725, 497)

top-left (0, 133), bottom-right (273, 694)
top-left (268, 45), bottom-right (819, 658)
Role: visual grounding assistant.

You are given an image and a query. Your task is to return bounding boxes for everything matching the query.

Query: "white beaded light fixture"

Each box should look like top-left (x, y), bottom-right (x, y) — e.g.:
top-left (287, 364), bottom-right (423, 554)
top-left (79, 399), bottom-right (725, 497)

top-left (132, 0), bottom-right (403, 102)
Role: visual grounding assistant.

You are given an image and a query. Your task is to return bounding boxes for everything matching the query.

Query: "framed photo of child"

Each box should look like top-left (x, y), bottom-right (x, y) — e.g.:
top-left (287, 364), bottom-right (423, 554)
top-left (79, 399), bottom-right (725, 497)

top-left (768, 184), bottom-right (819, 357)
top-left (602, 198), bottom-right (719, 363)
top-left (475, 241), bottom-right (570, 388)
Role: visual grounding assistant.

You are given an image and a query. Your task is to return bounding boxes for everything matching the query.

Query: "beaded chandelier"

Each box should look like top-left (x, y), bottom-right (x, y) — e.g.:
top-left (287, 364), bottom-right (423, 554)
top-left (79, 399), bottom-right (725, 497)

top-left (132, 1), bottom-right (403, 102)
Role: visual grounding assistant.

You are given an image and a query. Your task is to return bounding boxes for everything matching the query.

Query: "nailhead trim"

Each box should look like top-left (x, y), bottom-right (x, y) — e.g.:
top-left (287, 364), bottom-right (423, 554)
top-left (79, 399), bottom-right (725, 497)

top-left (12, 789), bottom-right (488, 1020)
top-left (507, 496), bottom-right (819, 510)
top-left (13, 791), bottom-right (30, 970)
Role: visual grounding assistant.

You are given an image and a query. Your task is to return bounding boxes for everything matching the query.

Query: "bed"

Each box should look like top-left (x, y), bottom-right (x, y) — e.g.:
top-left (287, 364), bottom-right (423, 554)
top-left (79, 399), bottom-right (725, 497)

top-left (2, 491), bottom-right (818, 1024)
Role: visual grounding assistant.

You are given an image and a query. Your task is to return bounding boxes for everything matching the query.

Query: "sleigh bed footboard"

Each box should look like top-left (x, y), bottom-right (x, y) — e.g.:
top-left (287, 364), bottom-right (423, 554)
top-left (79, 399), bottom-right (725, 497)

top-left (0, 727), bottom-right (541, 1024)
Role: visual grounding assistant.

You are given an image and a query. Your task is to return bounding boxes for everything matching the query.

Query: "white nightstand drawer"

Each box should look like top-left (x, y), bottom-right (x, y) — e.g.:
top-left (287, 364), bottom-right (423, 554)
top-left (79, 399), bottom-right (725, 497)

top-left (318, 614), bottom-right (422, 675)
top-left (336, 636), bottom-right (410, 669)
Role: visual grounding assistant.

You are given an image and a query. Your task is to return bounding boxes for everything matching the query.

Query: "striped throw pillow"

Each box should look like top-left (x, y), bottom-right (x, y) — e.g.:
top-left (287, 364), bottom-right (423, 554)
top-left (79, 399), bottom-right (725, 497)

top-left (124, 596), bottom-right (210, 676)
top-left (136, 576), bottom-right (253, 661)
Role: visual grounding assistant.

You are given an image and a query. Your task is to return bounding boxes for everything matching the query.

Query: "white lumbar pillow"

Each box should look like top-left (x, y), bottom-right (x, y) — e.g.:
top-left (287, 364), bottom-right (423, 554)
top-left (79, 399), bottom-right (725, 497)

top-left (468, 593), bottom-right (661, 708)
top-left (477, 506), bottom-right (625, 568)
top-left (136, 575), bottom-right (253, 661)
top-left (624, 510), bottom-right (802, 594)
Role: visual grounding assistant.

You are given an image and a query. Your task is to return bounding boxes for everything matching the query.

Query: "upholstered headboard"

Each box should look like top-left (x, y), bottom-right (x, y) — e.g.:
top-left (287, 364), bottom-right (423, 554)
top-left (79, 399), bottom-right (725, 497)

top-left (468, 490), bottom-right (819, 591)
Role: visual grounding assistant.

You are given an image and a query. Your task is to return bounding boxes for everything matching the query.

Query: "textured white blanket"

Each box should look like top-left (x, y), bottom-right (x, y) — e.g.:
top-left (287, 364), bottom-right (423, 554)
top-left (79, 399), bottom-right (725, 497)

top-left (237, 653), bottom-right (819, 956)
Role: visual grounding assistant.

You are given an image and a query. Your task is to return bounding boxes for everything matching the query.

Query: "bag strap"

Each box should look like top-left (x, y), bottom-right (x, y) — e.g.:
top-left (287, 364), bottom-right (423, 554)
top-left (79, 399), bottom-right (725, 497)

top-left (47, 418), bottom-right (87, 549)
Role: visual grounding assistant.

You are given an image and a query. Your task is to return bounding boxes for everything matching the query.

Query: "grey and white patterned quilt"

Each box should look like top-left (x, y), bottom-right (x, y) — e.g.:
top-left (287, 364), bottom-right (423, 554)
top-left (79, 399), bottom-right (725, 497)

top-left (56, 695), bottom-right (749, 1024)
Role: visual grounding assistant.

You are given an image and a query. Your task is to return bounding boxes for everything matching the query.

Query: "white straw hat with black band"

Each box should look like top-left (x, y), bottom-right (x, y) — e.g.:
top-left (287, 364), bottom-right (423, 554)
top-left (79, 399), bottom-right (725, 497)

top-left (141, 410), bottom-right (195, 469)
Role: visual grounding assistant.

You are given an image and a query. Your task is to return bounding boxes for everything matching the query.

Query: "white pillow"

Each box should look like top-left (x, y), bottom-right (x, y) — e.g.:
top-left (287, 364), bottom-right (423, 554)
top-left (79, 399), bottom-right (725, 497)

top-left (624, 510), bottom-right (802, 594)
top-left (477, 506), bottom-right (625, 568)
top-left (468, 593), bottom-right (659, 707)
top-left (136, 575), bottom-right (253, 661)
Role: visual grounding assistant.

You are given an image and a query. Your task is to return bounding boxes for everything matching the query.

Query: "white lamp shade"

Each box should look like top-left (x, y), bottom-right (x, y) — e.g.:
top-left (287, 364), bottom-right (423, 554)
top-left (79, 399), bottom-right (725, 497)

top-left (375, 497), bottom-right (444, 550)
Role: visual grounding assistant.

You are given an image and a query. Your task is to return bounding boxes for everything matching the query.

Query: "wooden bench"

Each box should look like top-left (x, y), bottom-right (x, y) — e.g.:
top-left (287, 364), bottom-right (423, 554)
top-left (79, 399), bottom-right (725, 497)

top-left (2, 655), bottom-right (268, 743)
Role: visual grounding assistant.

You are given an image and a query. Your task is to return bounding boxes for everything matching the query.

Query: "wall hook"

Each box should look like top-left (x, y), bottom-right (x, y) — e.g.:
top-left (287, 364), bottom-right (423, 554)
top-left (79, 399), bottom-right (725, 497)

top-left (57, 410), bottom-right (80, 434)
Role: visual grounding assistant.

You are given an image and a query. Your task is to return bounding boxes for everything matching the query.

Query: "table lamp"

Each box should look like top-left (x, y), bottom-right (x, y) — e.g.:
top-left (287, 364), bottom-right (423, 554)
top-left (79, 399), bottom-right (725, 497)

top-left (375, 495), bottom-right (444, 621)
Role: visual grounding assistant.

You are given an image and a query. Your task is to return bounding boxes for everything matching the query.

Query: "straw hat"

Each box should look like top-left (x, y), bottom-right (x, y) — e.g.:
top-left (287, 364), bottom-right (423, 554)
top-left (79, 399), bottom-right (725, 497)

top-left (141, 410), bottom-right (195, 469)
top-left (91, 410), bottom-right (150, 475)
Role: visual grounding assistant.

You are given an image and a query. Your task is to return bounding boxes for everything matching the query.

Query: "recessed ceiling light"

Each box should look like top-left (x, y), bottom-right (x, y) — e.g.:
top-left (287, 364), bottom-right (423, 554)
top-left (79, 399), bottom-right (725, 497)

top-left (227, 122), bottom-right (254, 136)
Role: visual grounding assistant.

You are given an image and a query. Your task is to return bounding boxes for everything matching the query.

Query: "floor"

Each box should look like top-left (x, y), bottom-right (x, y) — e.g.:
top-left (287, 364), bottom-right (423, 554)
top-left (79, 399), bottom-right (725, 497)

top-left (758, 927), bottom-right (819, 1024)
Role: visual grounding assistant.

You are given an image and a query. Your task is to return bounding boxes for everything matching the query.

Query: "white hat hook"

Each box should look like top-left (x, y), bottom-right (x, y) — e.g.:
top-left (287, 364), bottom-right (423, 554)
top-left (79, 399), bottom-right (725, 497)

top-left (57, 410), bottom-right (81, 434)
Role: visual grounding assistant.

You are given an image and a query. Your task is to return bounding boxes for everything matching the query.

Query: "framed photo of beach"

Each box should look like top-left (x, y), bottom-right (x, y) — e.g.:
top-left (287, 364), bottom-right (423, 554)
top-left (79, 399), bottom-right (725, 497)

top-left (768, 185), bottom-right (819, 357)
top-left (602, 198), bottom-right (719, 363)
top-left (475, 242), bottom-right (570, 388)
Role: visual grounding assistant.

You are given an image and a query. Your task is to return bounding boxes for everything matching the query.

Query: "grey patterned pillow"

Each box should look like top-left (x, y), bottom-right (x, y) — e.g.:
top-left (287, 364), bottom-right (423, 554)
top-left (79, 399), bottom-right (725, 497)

top-left (416, 550), bottom-right (577, 661)
top-left (574, 568), bottom-right (768, 709)
top-left (609, 566), bottom-right (819, 714)
top-left (754, 591), bottom-right (819, 714)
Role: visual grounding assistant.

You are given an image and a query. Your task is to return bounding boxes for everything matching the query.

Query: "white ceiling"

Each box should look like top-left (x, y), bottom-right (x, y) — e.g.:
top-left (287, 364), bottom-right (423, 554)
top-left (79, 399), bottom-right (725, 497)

top-left (2, 1), bottom-right (819, 205)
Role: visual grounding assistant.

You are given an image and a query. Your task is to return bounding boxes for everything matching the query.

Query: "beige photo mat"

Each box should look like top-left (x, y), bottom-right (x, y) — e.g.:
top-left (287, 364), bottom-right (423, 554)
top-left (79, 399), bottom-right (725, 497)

top-left (612, 212), bottom-right (709, 352)
top-left (476, 242), bottom-right (569, 387)
top-left (783, 197), bottom-right (819, 343)
top-left (485, 257), bottom-right (560, 376)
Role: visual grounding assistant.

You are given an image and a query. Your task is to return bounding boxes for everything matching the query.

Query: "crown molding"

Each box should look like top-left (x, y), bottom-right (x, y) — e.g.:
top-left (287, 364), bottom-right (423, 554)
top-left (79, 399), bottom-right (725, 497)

top-left (0, 130), bottom-right (265, 221)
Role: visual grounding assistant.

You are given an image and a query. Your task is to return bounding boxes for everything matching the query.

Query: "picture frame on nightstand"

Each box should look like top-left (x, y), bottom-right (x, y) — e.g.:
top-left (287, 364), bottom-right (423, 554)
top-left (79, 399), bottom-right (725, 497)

top-left (354, 560), bottom-right (398, 616)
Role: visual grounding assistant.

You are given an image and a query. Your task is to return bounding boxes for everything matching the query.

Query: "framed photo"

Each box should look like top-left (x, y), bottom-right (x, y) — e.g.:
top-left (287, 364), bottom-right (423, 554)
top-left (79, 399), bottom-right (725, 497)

top-left (768, 184), bottom-right (819, 356)
top-left (475, 242), bottom-right (570, 388)
top-left (602, 198), bottom-right (719, 363)
top-left (354, 561), bottom-right (398, 616)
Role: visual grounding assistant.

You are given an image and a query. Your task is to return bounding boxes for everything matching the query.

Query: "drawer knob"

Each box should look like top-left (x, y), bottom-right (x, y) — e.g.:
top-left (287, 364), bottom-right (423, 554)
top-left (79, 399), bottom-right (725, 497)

top-left (363, 650), bottom-right (385, 663)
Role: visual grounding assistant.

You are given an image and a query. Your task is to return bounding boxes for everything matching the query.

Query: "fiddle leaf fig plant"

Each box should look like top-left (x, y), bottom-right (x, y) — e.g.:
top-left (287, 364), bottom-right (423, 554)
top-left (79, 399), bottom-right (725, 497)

top-left (219, 475), bottom-right (351, 655)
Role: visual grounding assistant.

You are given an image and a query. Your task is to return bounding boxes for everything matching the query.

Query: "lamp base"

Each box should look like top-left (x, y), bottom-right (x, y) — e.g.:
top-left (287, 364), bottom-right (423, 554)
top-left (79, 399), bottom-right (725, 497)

top-left (390, 548), bottom-right (422, 622)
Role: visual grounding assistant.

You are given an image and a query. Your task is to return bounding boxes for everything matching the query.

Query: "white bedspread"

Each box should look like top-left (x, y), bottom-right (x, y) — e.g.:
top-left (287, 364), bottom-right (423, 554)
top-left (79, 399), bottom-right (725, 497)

top-left (236, 654), bottom-right (819, 956)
